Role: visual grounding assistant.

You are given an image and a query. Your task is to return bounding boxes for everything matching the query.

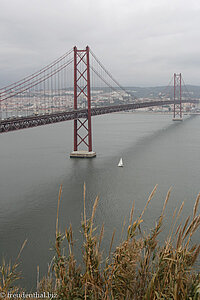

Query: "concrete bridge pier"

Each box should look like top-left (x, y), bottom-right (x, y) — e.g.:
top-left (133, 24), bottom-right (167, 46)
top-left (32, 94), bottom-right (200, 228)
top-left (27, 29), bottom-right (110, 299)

top-left (173, 117), bottom-right (183, 121)
top-left (70, 150), bottom-right (96, 158)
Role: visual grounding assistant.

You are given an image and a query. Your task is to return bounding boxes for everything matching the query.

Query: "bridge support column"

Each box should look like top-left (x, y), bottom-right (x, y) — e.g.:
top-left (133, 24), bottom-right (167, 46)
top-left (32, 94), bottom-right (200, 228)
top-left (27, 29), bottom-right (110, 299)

top-left (70, 46), bottom-right (96, 158)
top-left (173, 73), bottom-right (183, 121)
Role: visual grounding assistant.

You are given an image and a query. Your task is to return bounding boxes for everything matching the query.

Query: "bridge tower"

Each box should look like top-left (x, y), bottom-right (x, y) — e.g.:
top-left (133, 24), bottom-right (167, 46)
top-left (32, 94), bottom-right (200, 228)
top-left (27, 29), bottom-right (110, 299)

top-left (173, 73), bottom-right (183, 121)
top-left (70, 46), bottom-right (96, 158)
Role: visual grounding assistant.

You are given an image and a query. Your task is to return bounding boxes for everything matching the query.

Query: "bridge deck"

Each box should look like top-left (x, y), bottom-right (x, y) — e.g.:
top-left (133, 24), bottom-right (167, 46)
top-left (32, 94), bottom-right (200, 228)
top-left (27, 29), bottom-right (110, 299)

top-left (0, 100), bottom-right (198, 133)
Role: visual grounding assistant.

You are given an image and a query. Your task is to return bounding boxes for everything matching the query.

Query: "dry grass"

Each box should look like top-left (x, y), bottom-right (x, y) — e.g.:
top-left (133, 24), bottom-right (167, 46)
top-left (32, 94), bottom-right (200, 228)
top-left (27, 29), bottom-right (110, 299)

top-left (0, 186), bottom-right (200, 299)
top-left (38, 185), bottom-right (200, 299)
top-left (0, 240), bottom-right (27, 299)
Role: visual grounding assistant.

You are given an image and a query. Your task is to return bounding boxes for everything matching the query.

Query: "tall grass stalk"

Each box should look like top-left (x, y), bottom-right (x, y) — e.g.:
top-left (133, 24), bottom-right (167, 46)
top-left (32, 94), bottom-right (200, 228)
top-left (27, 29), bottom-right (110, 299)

top-left (45, 186), bottom-right (200, 299)
top-left (0, 240), bottom-right (27, 297)
top-left (1, 186), bottom-right (199, 300)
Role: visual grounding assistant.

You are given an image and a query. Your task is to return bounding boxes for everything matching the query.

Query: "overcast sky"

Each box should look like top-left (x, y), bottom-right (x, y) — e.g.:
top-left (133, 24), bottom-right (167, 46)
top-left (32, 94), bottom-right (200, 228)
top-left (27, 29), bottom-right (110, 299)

top-left (0, 0), bottom-right (200, 87)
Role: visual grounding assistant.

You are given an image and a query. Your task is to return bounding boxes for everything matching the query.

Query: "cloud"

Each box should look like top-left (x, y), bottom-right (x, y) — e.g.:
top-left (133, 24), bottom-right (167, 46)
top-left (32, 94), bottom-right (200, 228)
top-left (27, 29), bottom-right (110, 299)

top-left (0, 0), bottom-right (200, 86)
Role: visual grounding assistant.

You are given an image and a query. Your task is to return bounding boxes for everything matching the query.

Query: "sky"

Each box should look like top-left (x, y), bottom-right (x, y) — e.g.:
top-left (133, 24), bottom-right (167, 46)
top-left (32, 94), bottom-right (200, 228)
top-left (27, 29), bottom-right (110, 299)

top-left (0, 0), bottom-right (200, 87)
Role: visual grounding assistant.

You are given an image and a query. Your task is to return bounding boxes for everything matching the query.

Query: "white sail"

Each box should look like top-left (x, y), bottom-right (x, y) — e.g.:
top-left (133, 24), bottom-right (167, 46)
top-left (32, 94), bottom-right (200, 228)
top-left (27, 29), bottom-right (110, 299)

top-left (118, 158), bottom-right (123, 167)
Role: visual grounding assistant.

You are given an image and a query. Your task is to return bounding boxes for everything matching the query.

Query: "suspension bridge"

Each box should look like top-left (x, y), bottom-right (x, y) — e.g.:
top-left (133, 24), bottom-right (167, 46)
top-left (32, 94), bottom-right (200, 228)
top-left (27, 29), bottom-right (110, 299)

top-left (0, 46), bottom-right (198, 157)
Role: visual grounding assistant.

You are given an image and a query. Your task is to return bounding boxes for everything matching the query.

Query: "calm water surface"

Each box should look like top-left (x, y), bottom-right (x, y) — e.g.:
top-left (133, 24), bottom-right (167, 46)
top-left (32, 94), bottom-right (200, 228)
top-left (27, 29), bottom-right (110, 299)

top-left (0, 112), bottom-right (200, 289)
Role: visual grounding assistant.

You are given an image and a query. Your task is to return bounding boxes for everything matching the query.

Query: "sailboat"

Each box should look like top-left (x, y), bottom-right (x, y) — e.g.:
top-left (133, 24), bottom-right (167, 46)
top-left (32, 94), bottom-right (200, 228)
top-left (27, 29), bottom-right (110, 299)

top-left (118, 158), bottom-right (123, 167)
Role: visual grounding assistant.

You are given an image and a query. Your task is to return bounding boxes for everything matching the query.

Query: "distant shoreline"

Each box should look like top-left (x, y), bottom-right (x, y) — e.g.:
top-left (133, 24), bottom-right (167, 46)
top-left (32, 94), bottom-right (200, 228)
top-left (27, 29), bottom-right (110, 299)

top-left (114, 111), bottom-right (172, 115)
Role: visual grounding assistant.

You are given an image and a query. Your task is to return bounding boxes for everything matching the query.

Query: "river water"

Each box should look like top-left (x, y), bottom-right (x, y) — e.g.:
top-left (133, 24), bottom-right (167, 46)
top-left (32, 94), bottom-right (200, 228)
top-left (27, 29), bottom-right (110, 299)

top-left (0, 112), bottom-right (199, 290)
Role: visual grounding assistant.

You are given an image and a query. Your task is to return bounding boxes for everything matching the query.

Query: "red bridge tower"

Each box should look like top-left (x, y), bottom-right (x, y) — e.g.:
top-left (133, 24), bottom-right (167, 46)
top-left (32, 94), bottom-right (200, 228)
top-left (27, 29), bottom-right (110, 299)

top-left (70, 46), bottom-right (96, 158)
top-left (173, 73), bottom-right (183, 121)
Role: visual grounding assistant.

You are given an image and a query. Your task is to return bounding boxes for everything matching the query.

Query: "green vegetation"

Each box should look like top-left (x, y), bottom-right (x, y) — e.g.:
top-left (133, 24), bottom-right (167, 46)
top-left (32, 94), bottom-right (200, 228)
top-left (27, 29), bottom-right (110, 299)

top-left (1, 185), bottom-right (200, 299)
